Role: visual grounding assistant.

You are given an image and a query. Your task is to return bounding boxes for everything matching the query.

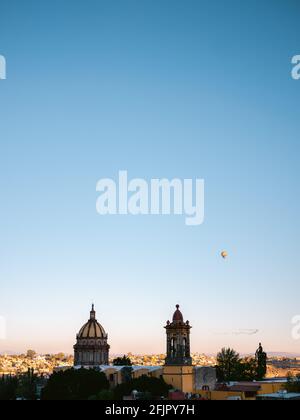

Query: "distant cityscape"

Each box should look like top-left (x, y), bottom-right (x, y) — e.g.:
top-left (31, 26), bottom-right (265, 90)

top-left (1, 352), bottom-right (300, 379)
top-left (1, 305), bottom-right (300, 400)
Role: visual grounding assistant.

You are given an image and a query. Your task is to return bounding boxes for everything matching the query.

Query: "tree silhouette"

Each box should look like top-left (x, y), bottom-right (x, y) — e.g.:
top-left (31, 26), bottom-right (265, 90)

top-left (26, 350), bottom-right (37, 359)
top-left (285, 373), bottom-right (300, 393)
top-left (113, 355), bottom-right (132, 366)
top-left (0, 375), bottom-right (18, 400)
top-left (216, 348), bottom-right (241, 382)
top-left (216, 346), bottom-right (268, 382)
top-left (114, 375), bottom-right (171, 400)
top-left (88, 389), bottom-right (115, 400)
top-left (41, 368), bottom-right (109, 400)
top-left (16, 369), bottom-right (37, 400)
top-left (255, 343), bottom-right (267, 380)
top-left (0, 370), bottom-right (38, 400)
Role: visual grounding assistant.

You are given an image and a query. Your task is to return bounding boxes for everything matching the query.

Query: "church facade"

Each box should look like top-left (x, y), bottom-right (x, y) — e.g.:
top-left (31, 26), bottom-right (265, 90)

top-left (71, 303), bottom-right (216, 394)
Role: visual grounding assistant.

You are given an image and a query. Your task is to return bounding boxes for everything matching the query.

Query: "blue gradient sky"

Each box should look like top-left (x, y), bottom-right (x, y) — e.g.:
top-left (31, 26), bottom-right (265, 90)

top-left (0, 0), bottom-right (299, 355)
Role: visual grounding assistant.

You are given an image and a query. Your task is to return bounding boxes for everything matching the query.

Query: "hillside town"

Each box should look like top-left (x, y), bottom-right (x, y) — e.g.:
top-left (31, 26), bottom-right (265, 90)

top-left (1, 305), bottom-right (300, 401)
top-left (0, 352), bottom-right (73, 376)
top-left (1, 352), bottom-right (300, 379)
top-left (1, 304), bottom-right (300, 401)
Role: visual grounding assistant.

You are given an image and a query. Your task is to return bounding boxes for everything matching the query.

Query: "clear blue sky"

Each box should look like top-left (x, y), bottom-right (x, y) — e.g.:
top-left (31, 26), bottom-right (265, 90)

top-left (0, 0), bottom-right (299, 355)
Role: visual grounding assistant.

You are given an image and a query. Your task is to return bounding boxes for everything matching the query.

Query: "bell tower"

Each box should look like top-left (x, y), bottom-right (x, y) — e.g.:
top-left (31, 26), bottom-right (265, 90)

top-left (165, 305), bottom-right (192, 366)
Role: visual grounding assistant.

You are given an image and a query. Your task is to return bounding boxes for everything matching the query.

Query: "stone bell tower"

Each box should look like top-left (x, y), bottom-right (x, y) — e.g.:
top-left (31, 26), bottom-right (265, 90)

top-left (165, 305), bottom-right (192, 366)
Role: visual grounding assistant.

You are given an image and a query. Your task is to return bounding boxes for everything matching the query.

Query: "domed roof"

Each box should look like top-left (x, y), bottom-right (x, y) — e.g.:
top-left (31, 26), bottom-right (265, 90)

top-left (77, 305), bottom-right (107, 339)
top-left (173, 304), bottom-right (184, 322)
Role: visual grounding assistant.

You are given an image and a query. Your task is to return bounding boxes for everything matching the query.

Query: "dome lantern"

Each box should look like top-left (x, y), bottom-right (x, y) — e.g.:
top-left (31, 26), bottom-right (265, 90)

top-left (90, 303), bottom-right (96, 320)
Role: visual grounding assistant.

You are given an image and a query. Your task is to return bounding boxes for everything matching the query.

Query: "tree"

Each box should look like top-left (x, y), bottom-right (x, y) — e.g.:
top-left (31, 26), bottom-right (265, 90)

top-left (234, 358), bottom-right (259, 381)
top-left (41, 368), bottom-right (109, 400)
top-left (255, 343), bottom-right (267, 380)
top-left (16, 369), bottom-right (38, 400)
top-left (88, 390), bottom-right (115, 400)
top-left (0, 375), bottom-right (18, 401)
top-left (285, 373), bottom-right (300, 393)
top-left (121, 366), bottom-right (133, 384)
top-left (113, 356), bottom-right (132, 366)
top-left (114, 375), bottom-right (171, 400)
top-left (26, 350), bottom-right (37, 359)
top-left (54, 353), bottom-right (66, 361)
top-left (0, 370), bottom-right (38, 401)
top-left (216, 348), bottom-right (241, 382)
top-left (216, 346), bottom-right (268, 382)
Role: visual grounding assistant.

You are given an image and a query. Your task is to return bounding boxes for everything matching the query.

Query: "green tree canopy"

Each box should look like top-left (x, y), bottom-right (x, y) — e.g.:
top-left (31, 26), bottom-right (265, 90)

top-left (0, 370), bottom-right (38, 401)
top-left (285, 373), bottom-right (300, 393)
top-left (216, 347), bottom-right (266, 382)
top-left (26, 350), bottom-right (37, 359)
top-left (88, 389), bottom-right (115, 400)
top-left (41, 368), bottom-right (109, 400)
top-left (0, 375), bottom-right (18, 401)
top-left (16, 369), bottom-right (37, 400)
top-left (114, 375), bottom-right (171, 400)
top-left (255, 343), bottom-right (267, 380)
top-left (234, 358), bottom-right (259, 382)
top-left (113, 355), bottom-right (132, 366)
top-left (216, 348), bottom-right (241, 382)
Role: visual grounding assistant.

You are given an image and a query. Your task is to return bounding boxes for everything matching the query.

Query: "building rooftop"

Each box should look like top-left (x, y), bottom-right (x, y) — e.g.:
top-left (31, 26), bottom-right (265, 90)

top-left (257, 392), bottom-right (300, 400)
top-left (230, 384), bottom-right (261, 393)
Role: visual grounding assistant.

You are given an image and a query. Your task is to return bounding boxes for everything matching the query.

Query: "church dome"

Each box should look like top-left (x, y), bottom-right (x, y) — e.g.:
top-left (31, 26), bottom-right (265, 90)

top-left (77, 305), bottom-right (107, 339)
top-left (173, 304), bottom-right (184, 322)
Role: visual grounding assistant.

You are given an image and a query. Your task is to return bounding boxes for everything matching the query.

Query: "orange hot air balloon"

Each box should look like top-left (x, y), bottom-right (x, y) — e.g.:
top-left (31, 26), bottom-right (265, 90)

top-left (221, 251), bottom-right (228, 259)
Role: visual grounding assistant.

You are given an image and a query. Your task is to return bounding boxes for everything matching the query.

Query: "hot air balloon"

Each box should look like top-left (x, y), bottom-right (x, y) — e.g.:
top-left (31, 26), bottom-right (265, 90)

top-left (221, 251), bottom-right (228, 259)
